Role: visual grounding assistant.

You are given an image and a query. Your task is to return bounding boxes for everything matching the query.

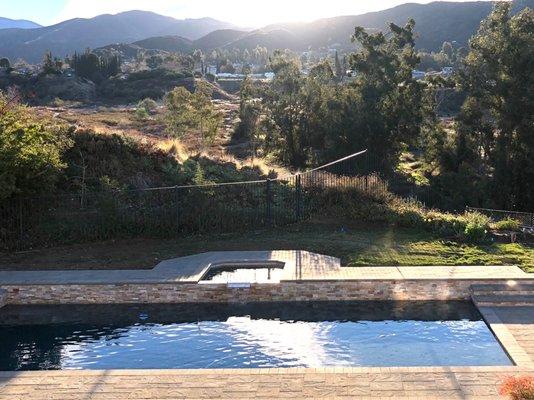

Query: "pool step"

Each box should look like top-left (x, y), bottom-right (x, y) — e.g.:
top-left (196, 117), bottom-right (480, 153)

top-left (471, 283), bottom-right (534, 296)
top-left (471, 284), bottom-right (534, 306)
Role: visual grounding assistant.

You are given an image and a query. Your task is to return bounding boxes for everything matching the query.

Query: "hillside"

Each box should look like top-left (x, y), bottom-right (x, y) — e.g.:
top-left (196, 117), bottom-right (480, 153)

top-left (0, 17), bottom-right (41, 29)
top-left (136, 0), bottom-right (531, 53)
top-left (193, 29), bottom-right (247, 50)
top-left (133, 36), bottom-right (193, 53)
top-left (230, 0), bottom-right (533, 51)
top-left (0, 11), bottom-right (236, 63)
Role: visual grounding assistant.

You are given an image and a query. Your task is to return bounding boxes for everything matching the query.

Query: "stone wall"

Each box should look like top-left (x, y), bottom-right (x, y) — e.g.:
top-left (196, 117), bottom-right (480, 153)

top-left (0, 289), bottom-right (6, 308)
top-left (0, 279), bottom-right (515, 305)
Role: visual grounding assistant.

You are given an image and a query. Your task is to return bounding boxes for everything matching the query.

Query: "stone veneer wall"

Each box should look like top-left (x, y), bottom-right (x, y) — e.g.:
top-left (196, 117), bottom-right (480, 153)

top-left (0, 279), bottom-right (514, 305)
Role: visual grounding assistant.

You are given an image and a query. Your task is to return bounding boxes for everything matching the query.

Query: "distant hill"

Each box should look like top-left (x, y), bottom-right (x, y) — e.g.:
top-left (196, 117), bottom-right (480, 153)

top-left (169, 0), bottom-right (531, 54)
top-left (229, 0), bottom-right (533, 51)
top-left (0, 11), bottom-right (236, 63)
top-left (0, 17), bottom-right (41, 30)
top-left (2, 0), bottom-right (533, 63)
top-left (192, 29), bottom-right (247, 50)
top-left (133, 36), bottom-right (193, 53)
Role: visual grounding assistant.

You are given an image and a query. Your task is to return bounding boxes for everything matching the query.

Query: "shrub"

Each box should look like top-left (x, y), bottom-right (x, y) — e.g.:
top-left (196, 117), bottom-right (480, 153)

top-left (463, 211), bottom-right (490, 243)
top-left (499, 376), bottom-right (534, 400)
top-left (138, 98), bottom-right (158, 114)
top-left (134, 107), bottom-right (149, 121)
top-left (493, 218), bottom-right (522, 232)
top-left (0, 92), bottom-right (72, 200)
top-left (388, 198), bottom-right (426, 228)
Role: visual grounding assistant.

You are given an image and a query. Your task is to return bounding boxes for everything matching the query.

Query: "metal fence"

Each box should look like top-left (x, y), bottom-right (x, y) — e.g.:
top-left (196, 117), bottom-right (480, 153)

top-left (465, 207), bottom-right (534, 228)
top-left (3, 147), bottom-right (484, 252)
top-left (2, 150), bottom-right (398, 251)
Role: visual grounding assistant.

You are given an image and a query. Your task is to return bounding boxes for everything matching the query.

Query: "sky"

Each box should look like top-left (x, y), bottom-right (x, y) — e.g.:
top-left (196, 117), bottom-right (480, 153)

top-left (2, 0), bottom-right (491, 28)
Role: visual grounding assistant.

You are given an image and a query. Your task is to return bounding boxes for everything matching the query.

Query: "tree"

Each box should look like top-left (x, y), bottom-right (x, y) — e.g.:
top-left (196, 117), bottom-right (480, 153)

top-left (441, 41), bottom-right (454, 62)
top-left (42, 51), bottom-right (60, 75)
top-left (344, 20), bottom-right (434, 170)
top-left (0, 58), bottom-right (10, 69)
top-left (234, 77), bottom-right (261, 160)
top-left (164, 87), bottom-right (194, 137)
top-left (164, 81), bottom-right (222, 148)
top-left (0, 92), bottom-right (72, 200)
top-left (71, 50), bottom-right (120, 82)
top-left (334, 51), bottom-right (343, 79)
top-left (190, 80), bottom-right (222, 147)
top-left (192, 49), bottom-right (204, 73)
top-left (261, 52), bottom-right (308, 166)
top-left (455, 3), bottom-right (534, 209)
top-left (146, 55), bottom-right (163, 70)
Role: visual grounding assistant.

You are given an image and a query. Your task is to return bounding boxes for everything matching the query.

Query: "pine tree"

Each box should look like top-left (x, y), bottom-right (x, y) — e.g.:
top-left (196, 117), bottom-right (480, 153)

top-left (334, 51), bottom-right (343, 79)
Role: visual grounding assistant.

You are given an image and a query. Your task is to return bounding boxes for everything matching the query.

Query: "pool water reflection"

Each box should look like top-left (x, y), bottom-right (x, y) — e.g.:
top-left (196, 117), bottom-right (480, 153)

top-left (0, 301), bottom-right (512, 370)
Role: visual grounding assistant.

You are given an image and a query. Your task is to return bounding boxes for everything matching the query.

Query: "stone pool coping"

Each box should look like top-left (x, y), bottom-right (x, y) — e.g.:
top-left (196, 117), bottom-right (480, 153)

top-left (1, 365), bottom-right (534, 399)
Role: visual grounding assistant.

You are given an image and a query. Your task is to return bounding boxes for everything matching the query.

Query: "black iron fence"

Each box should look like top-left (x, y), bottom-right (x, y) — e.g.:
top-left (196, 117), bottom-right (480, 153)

top-left (1, 150), bottom-right (388, 250)
top-left (465, 207), bottom-right (534, 228)
top-left (0, 149), bottom-right (445, 251)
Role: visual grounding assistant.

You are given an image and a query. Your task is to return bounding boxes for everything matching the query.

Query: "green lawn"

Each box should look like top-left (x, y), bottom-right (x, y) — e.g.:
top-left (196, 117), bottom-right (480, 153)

top-left (1, 221), bottom-right (532, 272)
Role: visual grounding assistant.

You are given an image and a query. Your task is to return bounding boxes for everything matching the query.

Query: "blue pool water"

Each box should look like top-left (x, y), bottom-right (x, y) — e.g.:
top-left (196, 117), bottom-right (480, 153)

top-left (0, 301), bottom-right (511, 370)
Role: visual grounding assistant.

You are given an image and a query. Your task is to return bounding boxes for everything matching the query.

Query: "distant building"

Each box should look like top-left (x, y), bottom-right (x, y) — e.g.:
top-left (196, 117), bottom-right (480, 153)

top-left (206, 65), bottom-right (217, 75)
top-left (412, 70), bottom-right (426, 80)
top-left (441, 66), bottom-right (454, 77)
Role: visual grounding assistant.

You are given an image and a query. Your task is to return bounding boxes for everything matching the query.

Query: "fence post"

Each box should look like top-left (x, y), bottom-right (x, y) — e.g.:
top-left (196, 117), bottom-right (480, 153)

top-left (295, 174), bottom-right (302, 222)
top-left (18, 198), bottom-right (24, 251)
top-left (265, 179), bottom-right (272, 227)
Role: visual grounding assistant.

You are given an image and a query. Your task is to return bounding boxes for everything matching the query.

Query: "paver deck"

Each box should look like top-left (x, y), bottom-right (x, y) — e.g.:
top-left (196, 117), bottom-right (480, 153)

top-left (1, 366), bottom-right (533, 399)
top-left (0, 250), bottom-right (528, 285)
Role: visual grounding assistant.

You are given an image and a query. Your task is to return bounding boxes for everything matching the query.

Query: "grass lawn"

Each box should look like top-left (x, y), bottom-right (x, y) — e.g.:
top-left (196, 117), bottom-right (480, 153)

top-left (1, 221), bottom-right (532, 272)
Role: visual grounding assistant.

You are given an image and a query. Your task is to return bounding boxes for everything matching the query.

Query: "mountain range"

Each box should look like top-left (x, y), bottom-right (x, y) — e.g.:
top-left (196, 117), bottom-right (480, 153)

top-left (1, 0), bottom-right (533, 63)
top-left (0, 11), bottom-right (237, 63)
top-left (117, 0), bottom-right (534, 55)
top-left (0, 17), bottom-right (41, 30)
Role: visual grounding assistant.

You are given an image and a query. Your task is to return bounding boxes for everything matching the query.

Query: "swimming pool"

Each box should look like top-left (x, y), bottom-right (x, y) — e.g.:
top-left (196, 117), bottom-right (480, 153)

top-left (0, 301), bottom-right (511, 370)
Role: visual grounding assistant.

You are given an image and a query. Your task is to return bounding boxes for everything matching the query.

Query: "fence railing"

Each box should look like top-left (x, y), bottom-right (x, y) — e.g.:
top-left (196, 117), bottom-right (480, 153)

top-left (2, 150), bottom-right (400, 251)
top-left (2, 147), bottom-right (483, 252)
top-left (465, 206), bottom-right (534, 228)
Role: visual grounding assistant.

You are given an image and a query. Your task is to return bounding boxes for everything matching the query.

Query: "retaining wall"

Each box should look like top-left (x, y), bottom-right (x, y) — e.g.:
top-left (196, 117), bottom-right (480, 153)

top-left (0, 279), bottom-right (519, 305)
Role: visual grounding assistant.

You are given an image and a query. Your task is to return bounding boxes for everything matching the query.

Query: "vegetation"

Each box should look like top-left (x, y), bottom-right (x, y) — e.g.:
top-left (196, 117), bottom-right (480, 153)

top-left (499, 376), bottom-right (534, 400)
top-left (165, 80), bottom-right (223, 147)
top-left (135, 98), bottom-right (158, 120)
top-left (425, 3), bottom-right (534, 210)
top-left (257, 21), bottom-right (435, 170)
top-left (1, 221), bottom-right (532, 272)
top-left (492, 218), bottom-right (522, 232)
top-left (1, 3), bottom-right (533, 256)
top-left (99, 69), bottom-right (194, 103)
top-left (70, 50), bottom-right (121, 83)
top-left (0, 93), bottom-right (72, 201)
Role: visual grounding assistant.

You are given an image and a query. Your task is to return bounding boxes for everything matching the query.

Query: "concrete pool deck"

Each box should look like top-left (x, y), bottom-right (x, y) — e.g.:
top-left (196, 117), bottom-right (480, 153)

top-left (0, 250), bottom-right (529, 285)
top-left (0, 250), bottom-right (533, 399)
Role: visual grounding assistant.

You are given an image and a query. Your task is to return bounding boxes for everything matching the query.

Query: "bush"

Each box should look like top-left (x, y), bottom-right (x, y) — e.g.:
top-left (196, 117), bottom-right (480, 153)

top-left (385, 198), bottom-right (491, 242)
top-left (463, 211), bottom-right (490, 243)
top-left (499, 376), bottom-right (534, 400)
top-left (138, 98), bottom-right (158, 114)
top-left (493, 218), bottom-right (522, 232)
top-left (0, 92), bottom-right (72, 200)
top-left (134, 107), bottom-right (149, 121)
